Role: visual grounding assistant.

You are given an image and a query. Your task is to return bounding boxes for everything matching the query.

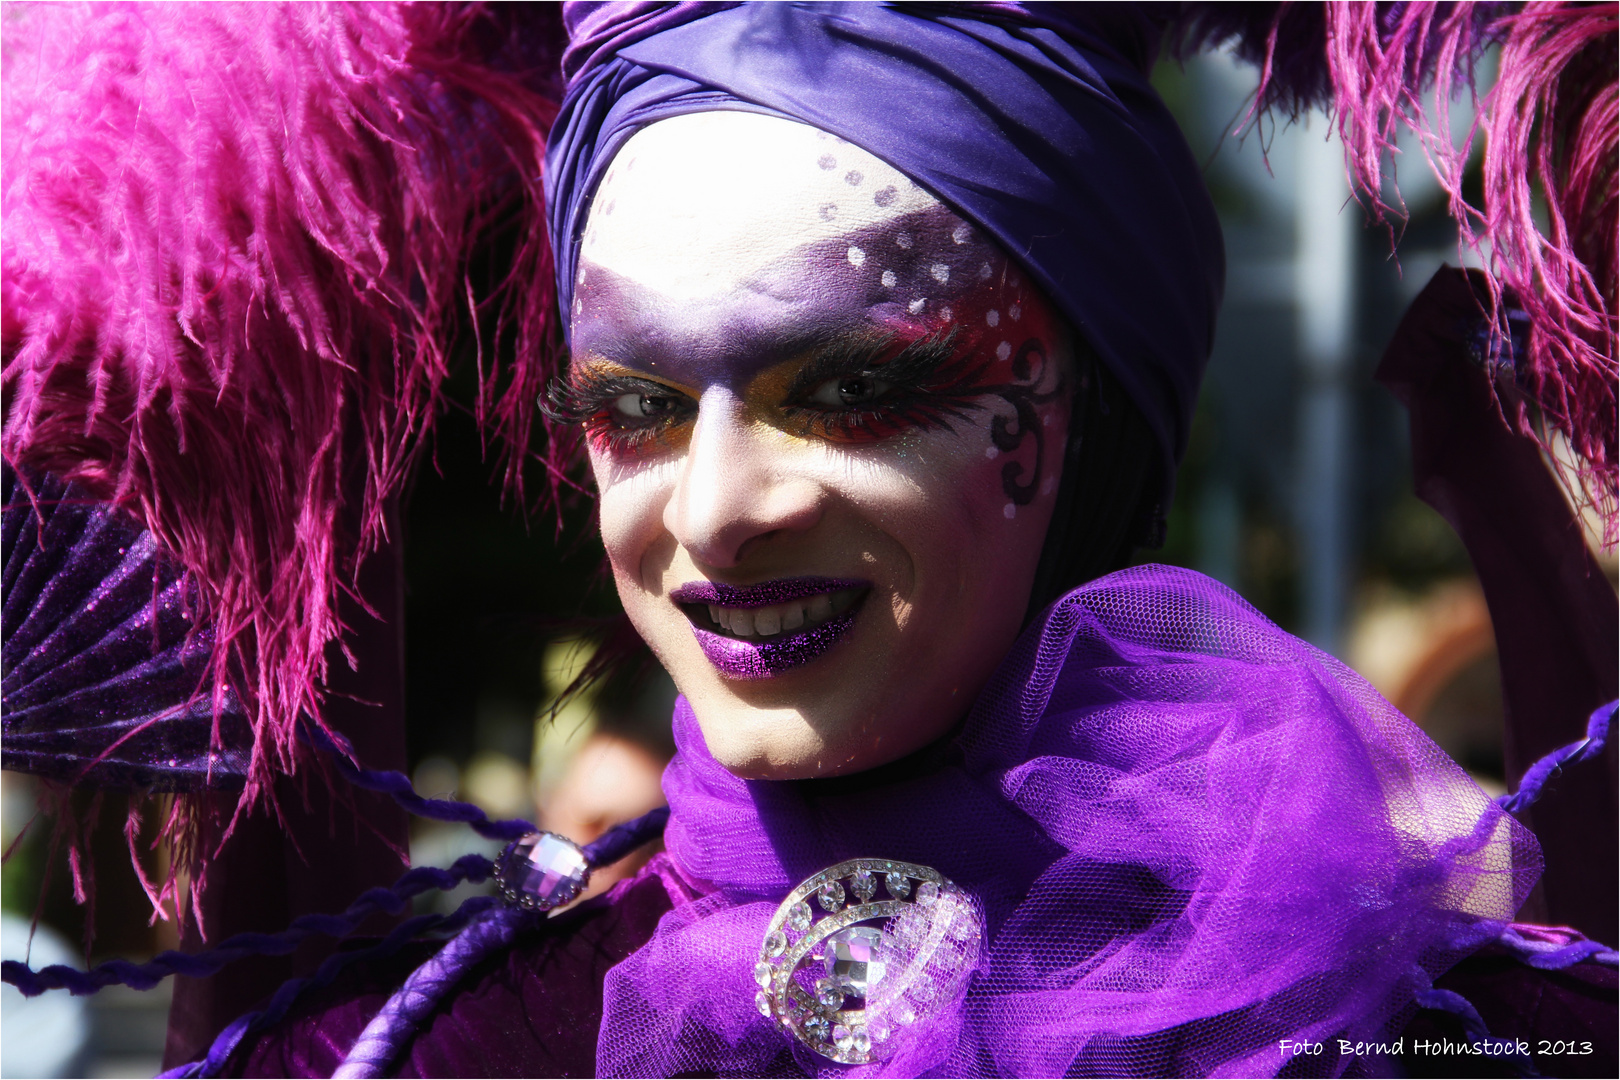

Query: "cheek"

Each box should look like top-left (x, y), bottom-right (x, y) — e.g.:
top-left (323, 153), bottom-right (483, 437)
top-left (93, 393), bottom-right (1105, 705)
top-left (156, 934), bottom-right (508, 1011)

top-left (839, 420), bottom-right (1053, 578)
top-left (590, 449), bottom-right (677, 590)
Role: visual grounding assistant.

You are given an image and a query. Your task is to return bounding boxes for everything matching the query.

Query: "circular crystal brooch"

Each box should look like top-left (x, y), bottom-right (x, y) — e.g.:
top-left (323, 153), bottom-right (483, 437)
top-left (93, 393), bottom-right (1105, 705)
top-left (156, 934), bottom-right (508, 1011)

top-left (494, 831), bottom-right (590, 911)
top-left (754, 858), bottom-right (980, 1066)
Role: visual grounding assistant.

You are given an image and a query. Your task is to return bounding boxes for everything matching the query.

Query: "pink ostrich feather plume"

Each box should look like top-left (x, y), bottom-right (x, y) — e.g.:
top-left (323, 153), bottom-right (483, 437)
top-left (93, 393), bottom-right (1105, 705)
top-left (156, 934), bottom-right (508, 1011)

top-left (1327, 1), bottom-right (1617, 543)
top-left (2, 0), bottom-right (565, 893)
top-left (1178, 1), bottom-right (1618, 544)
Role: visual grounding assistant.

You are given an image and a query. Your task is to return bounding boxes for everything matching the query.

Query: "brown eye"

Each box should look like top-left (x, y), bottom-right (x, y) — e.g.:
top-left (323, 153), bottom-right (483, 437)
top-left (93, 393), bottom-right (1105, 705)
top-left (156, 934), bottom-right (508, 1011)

top-left (809, 375), bottom-right (891, 408)
top-left (613, 392), bottom-right (682, 419)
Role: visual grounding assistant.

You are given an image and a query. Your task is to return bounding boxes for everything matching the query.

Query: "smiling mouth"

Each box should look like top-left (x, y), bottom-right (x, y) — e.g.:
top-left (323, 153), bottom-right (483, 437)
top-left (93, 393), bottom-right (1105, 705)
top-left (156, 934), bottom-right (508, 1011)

top-left (689, 588), bottom-right (864, 638)
top-left (669, 577), bottom-right (870, 679)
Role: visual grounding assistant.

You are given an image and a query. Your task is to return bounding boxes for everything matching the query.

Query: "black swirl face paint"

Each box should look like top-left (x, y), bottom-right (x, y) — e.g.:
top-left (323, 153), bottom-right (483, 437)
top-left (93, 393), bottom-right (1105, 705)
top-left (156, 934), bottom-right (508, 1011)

top-left (989, 337), bottom-right (1067, 506)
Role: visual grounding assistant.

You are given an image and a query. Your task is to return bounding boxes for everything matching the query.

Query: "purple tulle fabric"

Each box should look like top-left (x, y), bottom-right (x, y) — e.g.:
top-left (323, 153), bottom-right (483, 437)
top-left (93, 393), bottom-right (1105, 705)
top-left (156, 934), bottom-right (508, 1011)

top-left (597, 565), bottom-right (1540, 1078)
top-left (1, 466), bottom-right (250, 790)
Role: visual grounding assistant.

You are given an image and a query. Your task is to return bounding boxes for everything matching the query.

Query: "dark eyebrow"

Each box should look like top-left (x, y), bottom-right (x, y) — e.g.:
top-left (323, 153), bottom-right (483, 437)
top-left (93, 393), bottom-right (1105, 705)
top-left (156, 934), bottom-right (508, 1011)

top-left (783, 328), bottom-right (971, 400)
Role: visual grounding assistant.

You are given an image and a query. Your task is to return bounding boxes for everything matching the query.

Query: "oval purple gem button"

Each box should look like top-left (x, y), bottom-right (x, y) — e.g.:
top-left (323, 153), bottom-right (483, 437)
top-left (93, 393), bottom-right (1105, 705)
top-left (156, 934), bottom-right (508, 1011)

top-left (497, 831), bottom-right (590, 910)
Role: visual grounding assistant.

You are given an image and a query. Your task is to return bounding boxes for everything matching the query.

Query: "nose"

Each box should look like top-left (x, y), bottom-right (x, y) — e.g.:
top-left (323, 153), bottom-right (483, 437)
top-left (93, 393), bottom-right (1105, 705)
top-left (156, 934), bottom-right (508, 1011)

top-left (665, 388), bottom-right (824, 568)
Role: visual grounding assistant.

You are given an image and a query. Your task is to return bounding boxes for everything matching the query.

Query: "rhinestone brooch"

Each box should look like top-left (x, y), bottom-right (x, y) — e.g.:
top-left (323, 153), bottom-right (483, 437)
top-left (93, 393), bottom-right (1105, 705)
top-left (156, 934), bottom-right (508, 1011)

top-left (494, 831), bottom-right (590, 911)
top-left (754, 858), bottom-right (979, 1065)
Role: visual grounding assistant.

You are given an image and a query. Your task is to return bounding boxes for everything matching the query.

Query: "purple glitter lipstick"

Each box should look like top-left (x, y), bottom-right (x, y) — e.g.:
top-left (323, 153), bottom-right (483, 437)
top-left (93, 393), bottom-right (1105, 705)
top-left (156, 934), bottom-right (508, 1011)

top-left (670, 577), bottom-right (869, 679)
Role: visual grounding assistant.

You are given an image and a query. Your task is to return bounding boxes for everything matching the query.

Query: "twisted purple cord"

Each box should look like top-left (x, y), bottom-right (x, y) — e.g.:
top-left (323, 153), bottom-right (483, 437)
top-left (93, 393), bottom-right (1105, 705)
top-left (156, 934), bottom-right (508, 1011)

top-left (4, 717), bottom-right (671, 1076)
top-left (1, 854), bottom-right (495, 997)
top-left (304, 723), bottom-right (538, 841)
top-left (582, 804), bottom-right (670, 867)
top-left (157, 894), bottom-right (503, 1079)
top-left (1496, 925), bottom-right (1619, 970)
top-left (2, 727), bottom-right (672, 1001)
top-left (315, 810), bottom-right (674, 1077)
top-left (1497, 699), bottom-right (1615, 815)
top-left (333, 906), bottom-right (536, 1078)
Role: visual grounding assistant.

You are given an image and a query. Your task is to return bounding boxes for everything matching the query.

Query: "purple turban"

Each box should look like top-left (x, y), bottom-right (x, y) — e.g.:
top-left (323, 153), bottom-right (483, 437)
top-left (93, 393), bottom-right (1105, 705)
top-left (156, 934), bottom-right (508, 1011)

top-left (544, 1), bottom-right (1225, 504)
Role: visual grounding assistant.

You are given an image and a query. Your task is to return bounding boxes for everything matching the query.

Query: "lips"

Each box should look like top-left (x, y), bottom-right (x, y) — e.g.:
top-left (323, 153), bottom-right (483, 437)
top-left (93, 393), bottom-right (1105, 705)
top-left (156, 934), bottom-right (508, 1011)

top-left (670, 577), bottom-right (869, 679)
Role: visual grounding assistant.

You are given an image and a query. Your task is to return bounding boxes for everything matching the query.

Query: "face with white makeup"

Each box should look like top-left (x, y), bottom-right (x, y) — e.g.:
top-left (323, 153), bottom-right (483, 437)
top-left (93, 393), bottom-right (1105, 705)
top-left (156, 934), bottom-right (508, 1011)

top-left (561, 112), bottom-right (1071, 780)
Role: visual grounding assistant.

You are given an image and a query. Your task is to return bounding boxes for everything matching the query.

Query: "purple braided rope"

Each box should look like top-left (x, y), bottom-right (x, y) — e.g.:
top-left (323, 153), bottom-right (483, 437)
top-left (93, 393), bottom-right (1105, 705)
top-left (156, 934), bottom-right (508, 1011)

top-left (4, 728), bottom-right (672, 1002)
top-left (2, 854), bottom-right (495, 997)
top-left (333, 906), bottom-right (536, 1078)
top-left (1496, 924), bottom-right (1619, 970)
top-left (1497, 700), bottom-right (1616, 815)
top-left (323, 810), bottom-right (673, 1076)
top-left (581, 804), bottom-right (670, 867)
top-left (157, 895), bottom-right (503, 1079)
top-left (304, 723), bottom-right (538, 841)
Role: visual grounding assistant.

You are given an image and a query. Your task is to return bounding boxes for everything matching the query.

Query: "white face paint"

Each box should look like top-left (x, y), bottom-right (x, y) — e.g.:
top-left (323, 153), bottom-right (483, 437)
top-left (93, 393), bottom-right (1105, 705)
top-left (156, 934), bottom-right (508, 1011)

top-left (564, 112), bottom-right (1070, 780)
top-left (581, 112), bottom-right (937, 305)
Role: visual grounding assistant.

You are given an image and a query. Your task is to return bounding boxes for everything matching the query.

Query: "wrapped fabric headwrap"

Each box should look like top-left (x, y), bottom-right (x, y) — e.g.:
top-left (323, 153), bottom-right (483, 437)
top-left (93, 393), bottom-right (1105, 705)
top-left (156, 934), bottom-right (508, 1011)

top-left (545, 1), bottom-right (1225, 507)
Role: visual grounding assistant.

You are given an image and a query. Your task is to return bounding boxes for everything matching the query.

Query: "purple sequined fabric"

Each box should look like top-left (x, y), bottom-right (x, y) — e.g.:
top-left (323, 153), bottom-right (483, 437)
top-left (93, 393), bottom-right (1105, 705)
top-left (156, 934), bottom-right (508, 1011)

top-left (598, 565), bottom-right (1541, 1077)
top-left (1, 467), bottom-right (250, 790)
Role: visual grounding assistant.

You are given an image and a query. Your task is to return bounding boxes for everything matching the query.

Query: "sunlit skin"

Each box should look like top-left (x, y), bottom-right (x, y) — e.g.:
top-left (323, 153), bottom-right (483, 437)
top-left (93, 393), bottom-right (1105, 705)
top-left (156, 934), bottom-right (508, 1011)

top-left (562, 112), bottom-right (1071, 779)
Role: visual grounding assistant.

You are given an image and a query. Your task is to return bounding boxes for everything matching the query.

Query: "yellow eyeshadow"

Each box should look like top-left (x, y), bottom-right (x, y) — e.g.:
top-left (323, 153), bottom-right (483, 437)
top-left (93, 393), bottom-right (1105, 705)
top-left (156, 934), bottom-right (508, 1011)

top-left (572, 358), bottom-right (697, 397)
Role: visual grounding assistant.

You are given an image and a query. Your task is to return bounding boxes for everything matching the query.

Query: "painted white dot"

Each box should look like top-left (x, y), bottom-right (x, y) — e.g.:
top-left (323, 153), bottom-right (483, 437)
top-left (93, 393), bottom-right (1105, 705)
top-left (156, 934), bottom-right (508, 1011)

top-left (908, 298), bottom-right (926, 314)
top-left (881, 269), bottom-right (897, 288)
top-left (897, 232), bottom-right (914, 249)
top-left (1042, 414), bottom-right (1052, 426)
top-left (952, 223), bottom-right (971, 245)
top-left (979, 262), bottom-right (992, 280)
top-left (985, 446), bottom-right (1000, 459)
top-left (939, 305), bottom-right (953, 321)
top-left (847, 246), bottom-right (866, 268)
top-left (996, 341), bottom-right (1011, 361)
top-left (986, 309), bottom-right (1000, 327)
top-left (930, 263), bottom-right (949, 283)
top-left (1003, 503), bottom-right (1017, 519)
top-left (1009, 304), bottom-right (1023, 321)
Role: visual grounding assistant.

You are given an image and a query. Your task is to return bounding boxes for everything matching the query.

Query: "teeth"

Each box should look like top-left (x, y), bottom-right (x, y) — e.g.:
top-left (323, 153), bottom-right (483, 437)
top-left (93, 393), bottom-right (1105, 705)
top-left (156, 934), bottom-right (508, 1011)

top-left (706, 593), bottom-right (847, 638)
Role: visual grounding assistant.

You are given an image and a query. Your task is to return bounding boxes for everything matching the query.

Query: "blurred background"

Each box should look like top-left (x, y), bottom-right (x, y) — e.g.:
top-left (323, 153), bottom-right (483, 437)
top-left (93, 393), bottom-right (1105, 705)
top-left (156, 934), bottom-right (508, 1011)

top-left (4, 44), bottom-right (1614, 1079)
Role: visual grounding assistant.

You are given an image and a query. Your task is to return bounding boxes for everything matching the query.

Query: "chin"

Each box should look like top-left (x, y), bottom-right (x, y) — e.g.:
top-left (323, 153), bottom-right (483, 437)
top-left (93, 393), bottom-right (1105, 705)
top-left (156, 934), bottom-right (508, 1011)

top-left (671, 651), bottom-right (971, 781)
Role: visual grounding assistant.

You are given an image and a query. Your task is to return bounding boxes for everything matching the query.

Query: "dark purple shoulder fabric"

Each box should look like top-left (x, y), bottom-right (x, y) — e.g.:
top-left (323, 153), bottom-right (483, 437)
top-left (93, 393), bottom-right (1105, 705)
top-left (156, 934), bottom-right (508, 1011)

top-left (229, 873), bottom-right (675, 1078)
top-left (1400, 944), bottom-right (1617, 1077)
top-left (220, 851), bottom-right (1614, 1077)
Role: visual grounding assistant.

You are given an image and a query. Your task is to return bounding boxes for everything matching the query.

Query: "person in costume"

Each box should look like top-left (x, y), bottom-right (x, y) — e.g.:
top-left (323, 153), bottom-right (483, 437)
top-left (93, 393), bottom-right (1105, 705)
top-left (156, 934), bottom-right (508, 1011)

top-left (2, 3), bottom-right (1615, 1078)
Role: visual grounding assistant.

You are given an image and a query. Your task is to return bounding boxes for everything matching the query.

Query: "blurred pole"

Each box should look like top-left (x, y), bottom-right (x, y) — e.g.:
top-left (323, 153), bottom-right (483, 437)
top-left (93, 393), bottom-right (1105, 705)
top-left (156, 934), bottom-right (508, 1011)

top-left (1294, 121), bottom-right (1357, 655)
top-left (1197, 476), bottom-right (1242, 589)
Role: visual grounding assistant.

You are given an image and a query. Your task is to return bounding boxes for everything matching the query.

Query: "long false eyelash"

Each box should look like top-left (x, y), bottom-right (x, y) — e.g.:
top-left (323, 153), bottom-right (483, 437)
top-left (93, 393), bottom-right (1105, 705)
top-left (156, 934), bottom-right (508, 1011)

top-left (784, 328), bottom-right (962, 399)
top-left (543, 368), bottom-right (696, 452)
top-left (542, 369), bottom-right (686, 423)
top-left (783, 328), bottom-right (996, 437)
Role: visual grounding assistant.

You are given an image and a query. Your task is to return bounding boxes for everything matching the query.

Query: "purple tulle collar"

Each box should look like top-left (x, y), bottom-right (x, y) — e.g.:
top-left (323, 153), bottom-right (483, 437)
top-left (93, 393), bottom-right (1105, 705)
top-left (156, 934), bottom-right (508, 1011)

top-left (599, 565), bottom-right (1540, 1077)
